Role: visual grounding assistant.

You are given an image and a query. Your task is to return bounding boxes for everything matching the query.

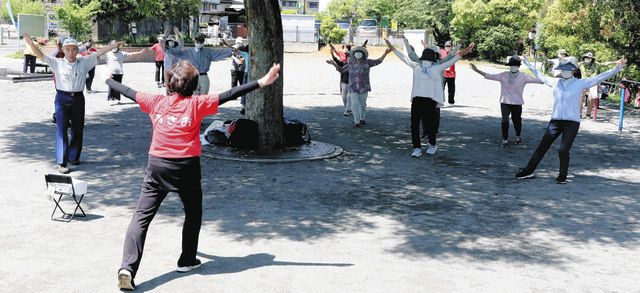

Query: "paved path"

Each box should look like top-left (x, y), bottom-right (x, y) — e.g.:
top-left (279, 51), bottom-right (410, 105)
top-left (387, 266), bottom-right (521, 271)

top-left (1, 50), bottom-right (639, 292)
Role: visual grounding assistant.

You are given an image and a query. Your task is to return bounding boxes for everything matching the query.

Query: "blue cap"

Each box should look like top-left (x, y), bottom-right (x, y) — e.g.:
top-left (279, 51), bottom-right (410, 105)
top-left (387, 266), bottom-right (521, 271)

top-left (555, 62), bottom-right (577, 71)
top-left (554, 57), bottom-right (578, 71)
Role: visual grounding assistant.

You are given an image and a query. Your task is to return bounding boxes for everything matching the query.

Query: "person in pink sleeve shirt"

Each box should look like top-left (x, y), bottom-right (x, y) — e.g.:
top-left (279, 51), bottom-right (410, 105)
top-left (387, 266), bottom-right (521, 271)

top-left (470, 56), bottom-right (543, 148)
top-left (149, 35), bottom-right (166, 87)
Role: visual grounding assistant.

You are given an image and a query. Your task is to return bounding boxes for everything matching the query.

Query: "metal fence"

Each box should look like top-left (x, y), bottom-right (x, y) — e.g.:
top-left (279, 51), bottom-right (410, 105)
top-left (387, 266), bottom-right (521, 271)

top-left (283, 26), bottom-right (316, 43)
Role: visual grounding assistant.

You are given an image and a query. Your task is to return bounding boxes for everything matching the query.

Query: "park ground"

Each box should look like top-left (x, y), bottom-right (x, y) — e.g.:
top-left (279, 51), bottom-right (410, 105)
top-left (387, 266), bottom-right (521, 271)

top-left (0, 44), bottom-right (639, 292)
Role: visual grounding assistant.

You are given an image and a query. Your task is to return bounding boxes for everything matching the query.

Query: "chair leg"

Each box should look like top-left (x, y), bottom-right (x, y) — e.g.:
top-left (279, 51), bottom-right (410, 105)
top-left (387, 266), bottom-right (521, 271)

top-left (51, 194), bottom-right (67, 220)
top-left (71, 194), bottom-right (86, 218)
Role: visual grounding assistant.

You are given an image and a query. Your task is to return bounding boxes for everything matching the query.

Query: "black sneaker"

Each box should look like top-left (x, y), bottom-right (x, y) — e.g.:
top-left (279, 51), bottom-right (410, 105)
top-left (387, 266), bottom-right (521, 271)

top-left (177, 259), bottom-right (202, 273)
top-left (555, 174), bottom-right (567, 184)
top-left (515, 168), bottom-right (534, 180)
top-left (52, 113), bottom-right (57, 124)
top-left (117, 269), bottom-right (135, 290)
top-left (514, 137), bottom-right (522, 145)
top-left (240, 108), bottom-right (246, 115)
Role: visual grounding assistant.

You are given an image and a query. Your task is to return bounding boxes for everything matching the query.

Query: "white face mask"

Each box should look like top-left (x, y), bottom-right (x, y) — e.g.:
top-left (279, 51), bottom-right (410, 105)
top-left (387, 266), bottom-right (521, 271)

top-left (510, 66), bottom-right (519, 73)
top-left (584, 58), bottom-right (593, 63)
top-left (421, 61), bottom-right (433, 67)
top-left (112, 48), bottom-right (119, 53)
top-left (354, 52), bottom-right (363, 59)
top-left (561, 70), bottom-right (574, 79)
top-left (195, 43), bottom-right (204, 49)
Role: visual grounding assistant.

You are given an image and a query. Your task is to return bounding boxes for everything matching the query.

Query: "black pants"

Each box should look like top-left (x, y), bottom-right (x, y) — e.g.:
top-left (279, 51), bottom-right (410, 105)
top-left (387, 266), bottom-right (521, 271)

top-left (155, 61), bottom-right (164, 83)
top-left (500, 103), bottom-right (523, 140)
top-left (411, 97), bottom-right (438, 147)
top-left (85, 68), bottom-right (95, 91)
top-left (121, 155), bottom-right (203, 279)
top-left (421, 107), bottom-right (440, 136)
top-left (523, 120), bottom-right (580, 177)
top-left (24, 54), bottom-right (37, 73)
top-left (443, 77), bottom-right (456, 104)
top-left (108, 74), bottom-right (123, 100)
top-left (231, 70), bottom-right (245, 88)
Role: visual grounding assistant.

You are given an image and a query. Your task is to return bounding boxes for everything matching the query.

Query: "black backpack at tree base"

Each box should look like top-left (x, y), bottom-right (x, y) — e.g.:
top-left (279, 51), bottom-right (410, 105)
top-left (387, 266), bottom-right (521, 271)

top-left (284, 117), bottom-right (311, 147)
top-left (227, 119), bottom-right (259, 150)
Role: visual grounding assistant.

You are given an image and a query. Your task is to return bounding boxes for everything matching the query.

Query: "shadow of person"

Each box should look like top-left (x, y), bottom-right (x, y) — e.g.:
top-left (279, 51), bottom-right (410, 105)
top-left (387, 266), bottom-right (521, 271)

top-left (135, 252), bottom-right (353, 291)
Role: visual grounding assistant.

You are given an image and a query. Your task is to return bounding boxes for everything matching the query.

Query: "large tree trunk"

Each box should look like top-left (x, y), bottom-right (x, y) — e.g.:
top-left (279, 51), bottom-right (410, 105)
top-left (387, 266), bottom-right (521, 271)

top-left (244, 0), bottom-right (285, 152)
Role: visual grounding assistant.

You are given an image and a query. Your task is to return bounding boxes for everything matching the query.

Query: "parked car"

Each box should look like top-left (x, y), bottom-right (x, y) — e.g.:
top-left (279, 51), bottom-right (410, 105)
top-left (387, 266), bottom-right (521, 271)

top-left (336, 20), bottom-right (351, 31)
top-left (356, 18), bottom-right (378, 36)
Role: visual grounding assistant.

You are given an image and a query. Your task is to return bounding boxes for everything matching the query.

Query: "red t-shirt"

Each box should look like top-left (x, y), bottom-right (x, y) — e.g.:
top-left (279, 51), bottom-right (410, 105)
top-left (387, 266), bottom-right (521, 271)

top-left (136, 93), bottom-right (219, 158)
top-left (439, 48), bottom-right (456, 78)
top-left (150, 43), bottom-right (165, 61)
top-left (80, 48), bottom-right (97, 56)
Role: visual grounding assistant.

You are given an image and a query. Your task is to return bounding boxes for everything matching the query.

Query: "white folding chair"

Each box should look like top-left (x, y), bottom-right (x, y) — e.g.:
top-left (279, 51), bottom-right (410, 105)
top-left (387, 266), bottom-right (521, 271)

top-left (45, 174), bottom-right (88, 222)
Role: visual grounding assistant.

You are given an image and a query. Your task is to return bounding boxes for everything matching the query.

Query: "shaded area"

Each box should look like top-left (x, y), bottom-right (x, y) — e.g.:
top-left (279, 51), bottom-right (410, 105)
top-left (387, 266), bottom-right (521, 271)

top-left (136, 252), bottom-right (353, 291)
top-left (2, 101), bottom-right (639, 266)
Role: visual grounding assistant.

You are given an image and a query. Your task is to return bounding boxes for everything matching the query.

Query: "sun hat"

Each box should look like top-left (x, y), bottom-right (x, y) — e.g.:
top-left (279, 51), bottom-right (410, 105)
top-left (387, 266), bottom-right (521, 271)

top-left (505, 55), bottom-right (522, 66)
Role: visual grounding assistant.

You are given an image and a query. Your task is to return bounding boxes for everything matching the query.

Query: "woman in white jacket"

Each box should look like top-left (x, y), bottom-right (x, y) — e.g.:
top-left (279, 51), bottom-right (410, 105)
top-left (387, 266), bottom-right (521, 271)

top-left (384, 38), bottom-right (474, 157)
top-left (515, 55), bottom-right (626, 184)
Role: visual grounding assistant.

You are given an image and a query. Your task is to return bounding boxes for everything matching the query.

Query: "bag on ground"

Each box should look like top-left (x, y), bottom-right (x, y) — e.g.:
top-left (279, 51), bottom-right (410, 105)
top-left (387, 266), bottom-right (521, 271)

top-left (227, 119), bottom-right (259, 150)
top-left (284, 117), bottom-right (311, 146)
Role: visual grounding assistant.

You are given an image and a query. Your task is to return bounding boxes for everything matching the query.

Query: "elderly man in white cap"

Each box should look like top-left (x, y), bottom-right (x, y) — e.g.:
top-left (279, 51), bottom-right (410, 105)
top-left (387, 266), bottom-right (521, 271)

top-left (23, 33), bottom-right (123, 173)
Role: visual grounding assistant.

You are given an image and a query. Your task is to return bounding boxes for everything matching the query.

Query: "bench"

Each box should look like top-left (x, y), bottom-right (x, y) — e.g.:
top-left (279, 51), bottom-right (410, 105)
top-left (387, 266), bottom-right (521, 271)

top-left (34, 63), bottom-right (50, 73)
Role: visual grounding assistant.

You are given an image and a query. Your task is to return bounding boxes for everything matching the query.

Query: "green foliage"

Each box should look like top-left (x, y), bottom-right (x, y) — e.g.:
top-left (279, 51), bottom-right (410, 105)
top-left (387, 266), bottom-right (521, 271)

top-left (73, 0), bottom-right (161, 23)
top-left (452, 0), bottom-right (541, 57)
top-left (363, 0), bottom-right (398, 23)
top-left (56, 0), bottom-right (99, 40)
top-left (394, 0), bottom-right (453, 44)
top-left (475, 25), bottom-right (522, 61)
top-left (0, 0), bottom-right (45, 21)
top-left (320, 15), bottom-right (347, 44)
top-left (538, 0), bottom-right (639, 81)
top-left (325, 0), bottom-right (366, 26)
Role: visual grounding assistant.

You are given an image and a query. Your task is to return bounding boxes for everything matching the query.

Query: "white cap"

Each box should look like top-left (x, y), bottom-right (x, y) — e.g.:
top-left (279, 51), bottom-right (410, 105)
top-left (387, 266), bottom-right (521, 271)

top-left (62, 38), bottom-right (79, 48)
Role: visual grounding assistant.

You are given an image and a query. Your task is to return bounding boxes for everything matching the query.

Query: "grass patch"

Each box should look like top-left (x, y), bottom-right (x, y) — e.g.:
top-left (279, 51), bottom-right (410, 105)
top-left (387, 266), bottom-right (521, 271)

top-left (5, 51), bottom-right (24, 59)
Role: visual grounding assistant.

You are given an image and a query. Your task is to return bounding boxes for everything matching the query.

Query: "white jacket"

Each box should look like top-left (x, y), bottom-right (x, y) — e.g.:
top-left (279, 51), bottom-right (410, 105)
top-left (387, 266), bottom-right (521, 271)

top-left (392, 48), bottom-right (461, 105)
top-left (523, 58), bottom-right (622, 122)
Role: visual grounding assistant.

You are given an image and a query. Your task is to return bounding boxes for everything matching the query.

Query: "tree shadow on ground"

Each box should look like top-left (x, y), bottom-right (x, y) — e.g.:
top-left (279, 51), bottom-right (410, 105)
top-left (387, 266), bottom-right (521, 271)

top-left (2, 102), bottom-right (639, 267)
top-left (135, 252), bottom-right (352, 291)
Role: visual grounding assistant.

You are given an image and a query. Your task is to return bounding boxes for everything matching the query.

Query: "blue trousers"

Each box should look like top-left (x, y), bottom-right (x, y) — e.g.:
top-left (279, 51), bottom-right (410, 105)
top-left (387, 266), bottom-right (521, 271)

top-left (54, 91), bottom-right (85, 166)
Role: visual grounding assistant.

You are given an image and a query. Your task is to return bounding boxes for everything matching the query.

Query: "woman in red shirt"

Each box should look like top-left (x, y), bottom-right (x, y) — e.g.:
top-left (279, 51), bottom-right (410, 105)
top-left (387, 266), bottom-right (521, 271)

top-left (108, 60), bottom-right (281, 290)
top-left (149, 35), bottom-right (166, 87)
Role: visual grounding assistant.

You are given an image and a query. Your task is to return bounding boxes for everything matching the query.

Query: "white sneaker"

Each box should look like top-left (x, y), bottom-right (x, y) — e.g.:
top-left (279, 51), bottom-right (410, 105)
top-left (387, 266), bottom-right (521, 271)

top-left (410, 148), bottom-right (422, 157)
top-left (117, 269), bottom-right (135, 290)
top-left (426, 144), bottom-right (438, 155)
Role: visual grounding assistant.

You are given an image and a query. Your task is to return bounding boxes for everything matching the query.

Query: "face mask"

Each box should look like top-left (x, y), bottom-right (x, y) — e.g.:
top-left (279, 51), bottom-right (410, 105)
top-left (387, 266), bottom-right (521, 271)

top-left (584, 58), bottom-right (593, 63)
top-left (195, 43), bottom-right (204, 49)
top-left (112, 48), bottom-right (119, 53)
top-left (510, 66), bottom-right (519, 73)
top-left (561, 70), bottom-right (574, 79)
top-left (445, 46), bottom-right (451, 52)
top-left (167, 41), bottom-right (177, 48)
top-left (354, 52), bottom-right (363, 59)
